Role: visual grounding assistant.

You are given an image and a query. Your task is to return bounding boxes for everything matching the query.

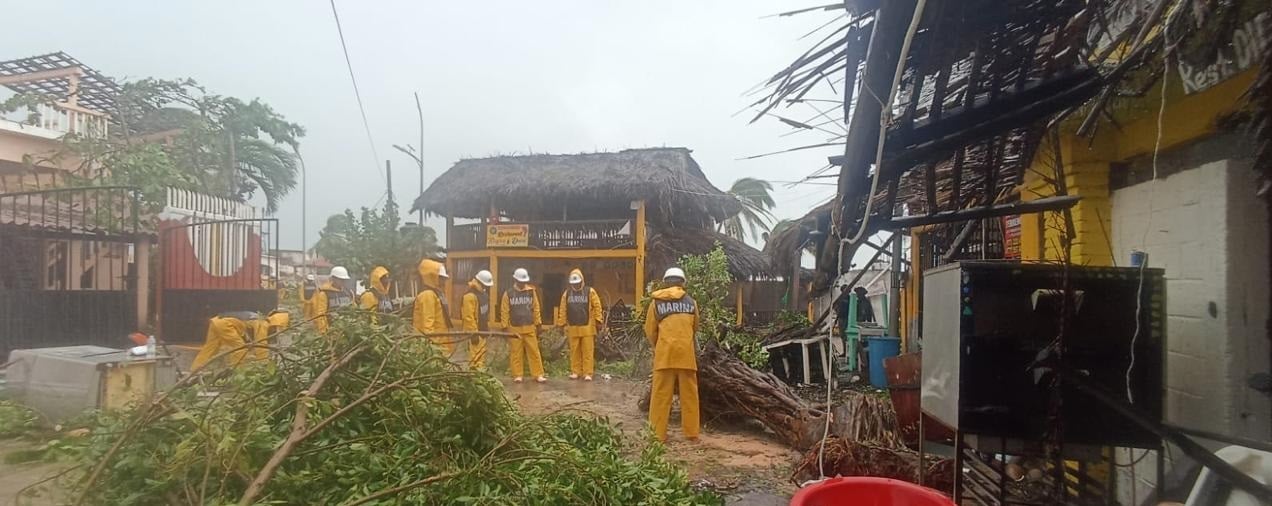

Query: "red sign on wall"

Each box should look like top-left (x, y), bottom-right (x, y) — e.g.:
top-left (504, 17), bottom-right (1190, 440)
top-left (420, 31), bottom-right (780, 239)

top-left (1003, 215), bottom-right (1022, 259)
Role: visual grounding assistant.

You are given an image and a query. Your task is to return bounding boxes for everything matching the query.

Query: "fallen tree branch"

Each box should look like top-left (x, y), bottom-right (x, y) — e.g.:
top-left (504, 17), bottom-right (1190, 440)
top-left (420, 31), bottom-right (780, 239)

top-left (238, 342), bottom-right (368, 505)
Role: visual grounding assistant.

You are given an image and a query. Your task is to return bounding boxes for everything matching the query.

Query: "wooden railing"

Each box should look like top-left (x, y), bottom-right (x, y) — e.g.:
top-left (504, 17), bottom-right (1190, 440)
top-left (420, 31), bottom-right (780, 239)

top-left (450, 223), bottom-right (486, 251)
top-left (449, 219), bottom-right (635, 251)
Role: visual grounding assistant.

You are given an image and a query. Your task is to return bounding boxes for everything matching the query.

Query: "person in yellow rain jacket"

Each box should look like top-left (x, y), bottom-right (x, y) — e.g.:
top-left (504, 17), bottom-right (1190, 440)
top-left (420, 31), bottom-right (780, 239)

top-left (358, 266), bottom-right (394, 324)
top-left (312, 266), bottom-right (355, 333)
top-left (500, 267), bottom-right (545, 383)
top-left (300, 274), bottom-right (318, 320)
top-left (644, 267), bottom-right (700, 442)
top-left (462, 270), bottom-right (495, 371)
top-left (191, 310), bottom-right (290, 371)
top-left (412, 259), bottom-right (453, 353)
top-left (555, 268), bottom-right (603, 380)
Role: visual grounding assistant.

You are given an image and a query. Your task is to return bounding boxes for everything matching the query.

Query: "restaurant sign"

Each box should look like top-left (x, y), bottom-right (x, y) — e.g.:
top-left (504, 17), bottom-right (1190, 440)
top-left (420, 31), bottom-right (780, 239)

top-left (487, 224), bottom-right (529, 248)
top-left (1178, 10), bottom-right (1271, 95)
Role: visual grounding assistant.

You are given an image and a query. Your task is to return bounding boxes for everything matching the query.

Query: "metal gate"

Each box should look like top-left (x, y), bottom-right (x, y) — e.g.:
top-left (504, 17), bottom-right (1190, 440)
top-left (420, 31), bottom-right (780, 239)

top-left (0, 186), bottom-right (144, 357)
top-left (158, 218), bottom-right (279, 343)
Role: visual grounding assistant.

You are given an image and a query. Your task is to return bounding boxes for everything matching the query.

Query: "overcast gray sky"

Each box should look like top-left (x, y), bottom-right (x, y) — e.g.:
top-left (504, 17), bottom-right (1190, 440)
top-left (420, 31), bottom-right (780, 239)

top-left (6, 1), bottom-right (843, 250)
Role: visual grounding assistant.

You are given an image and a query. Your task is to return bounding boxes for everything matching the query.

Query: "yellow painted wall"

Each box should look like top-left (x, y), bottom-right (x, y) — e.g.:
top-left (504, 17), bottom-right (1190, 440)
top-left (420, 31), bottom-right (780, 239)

top-left (1020, 67), bottom-right (1256, 264)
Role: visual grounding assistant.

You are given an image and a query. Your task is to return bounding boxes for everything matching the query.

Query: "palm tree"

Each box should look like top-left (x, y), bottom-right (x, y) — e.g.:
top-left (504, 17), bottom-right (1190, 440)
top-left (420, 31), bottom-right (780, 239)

top-left (116, 81), bottom-right (304, 214)
top-left (212, 98), bottom-right (303, 214)
top-left (720, 177), bottom-right (776, 242)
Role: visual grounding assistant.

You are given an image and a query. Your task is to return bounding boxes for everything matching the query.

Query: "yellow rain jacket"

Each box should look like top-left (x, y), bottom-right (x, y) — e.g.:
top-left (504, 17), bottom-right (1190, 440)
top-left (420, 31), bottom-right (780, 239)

top-left (644, 285), bottom-right (701, 441)
top-left (312, 281), bottom-right (353, 333)
top-left (412, 259), bottom-right (453, 351)
top-left (500, 283), bottom-right (544, 378)
top-left (190, 311), bottom-right (289, 371)
top-left (555, 269), bottom-right (602, 377)
top-left (462, 279), bottom-right (494, 370)
top-left (555, 269), bottom-right (603, 337)
top-left (644, 286), bottom-right (700, 371)
top-left (359, 266), bottom-right (393, 323)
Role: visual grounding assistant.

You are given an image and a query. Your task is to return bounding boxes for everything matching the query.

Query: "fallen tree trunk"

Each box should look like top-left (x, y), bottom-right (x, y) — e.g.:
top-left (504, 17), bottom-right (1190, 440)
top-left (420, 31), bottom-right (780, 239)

top-left (637, 334), bottom-right (906, 450)
top-left (696, 338), bottom-right (830, 449)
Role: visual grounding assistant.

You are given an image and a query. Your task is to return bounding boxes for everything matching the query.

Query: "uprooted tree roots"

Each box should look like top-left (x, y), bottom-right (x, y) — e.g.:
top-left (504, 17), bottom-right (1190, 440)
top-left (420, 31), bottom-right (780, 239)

top-left (638, 334), bottom-right (954, 491)
top-left (61, 314), bottom-right (719, 505)
top-left (792, 436), bottom-right (955, 492)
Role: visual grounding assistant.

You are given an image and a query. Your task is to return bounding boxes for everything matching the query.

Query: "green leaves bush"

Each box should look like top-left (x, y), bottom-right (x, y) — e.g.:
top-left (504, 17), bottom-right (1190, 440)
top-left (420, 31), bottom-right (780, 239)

top-left (62, 315), bottom-right (719, 505)
top-left (0, 400), bottom-right (39, 439)
top-left (676, 244), bottom-right (769, 370)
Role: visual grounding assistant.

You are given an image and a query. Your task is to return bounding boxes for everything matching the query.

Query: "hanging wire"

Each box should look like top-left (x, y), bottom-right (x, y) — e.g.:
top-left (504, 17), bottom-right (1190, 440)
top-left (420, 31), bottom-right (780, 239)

top-left (329, 0), bottom-right (385, 184)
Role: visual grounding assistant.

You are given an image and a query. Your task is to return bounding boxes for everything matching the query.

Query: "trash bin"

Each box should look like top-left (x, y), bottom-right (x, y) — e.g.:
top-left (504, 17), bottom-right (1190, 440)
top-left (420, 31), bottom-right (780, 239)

top-left (866, 336), bottom-right (901, 388)
top-left (790, 477), bottom-right (954, 506)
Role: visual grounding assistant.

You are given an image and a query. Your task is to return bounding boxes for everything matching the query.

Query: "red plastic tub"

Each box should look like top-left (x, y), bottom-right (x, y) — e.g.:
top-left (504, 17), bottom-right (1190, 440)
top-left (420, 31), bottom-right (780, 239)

top-left (790, 477), bottom-right (955, 506)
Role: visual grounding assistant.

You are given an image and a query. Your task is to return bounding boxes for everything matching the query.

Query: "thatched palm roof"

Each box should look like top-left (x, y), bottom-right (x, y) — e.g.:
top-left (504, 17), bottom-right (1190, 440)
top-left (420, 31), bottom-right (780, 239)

top-left (411, 148), bottom-right (740, 226)
top-left (764, 200), bottom-right (832, 269)
top-left (647, 228), bottom-right (775, 281)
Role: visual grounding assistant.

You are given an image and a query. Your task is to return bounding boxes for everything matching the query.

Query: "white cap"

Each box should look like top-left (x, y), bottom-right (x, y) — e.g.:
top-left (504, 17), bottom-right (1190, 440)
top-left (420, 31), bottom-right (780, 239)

top-left (330, 266), bottom-right (350, 280)
top-left (437, 265), bottom-right (449, 278)
top-left (513, 268), bottom-right (530, 283)
top-left (663, 267), bottom-right (686, 281)
top-left (306, 274), bottom-right (315, 281)
top-left (475, 270), bottom-right (494, 287)
top-left (568, 272), bottom-right (582, 284)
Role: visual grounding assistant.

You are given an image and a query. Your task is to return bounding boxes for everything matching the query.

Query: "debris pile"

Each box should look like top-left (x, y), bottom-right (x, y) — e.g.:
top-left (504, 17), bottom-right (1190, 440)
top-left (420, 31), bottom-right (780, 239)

top-left (792, 436), bottom-right (954, 492)
top-left (62, 316), bottom-right (719, 505)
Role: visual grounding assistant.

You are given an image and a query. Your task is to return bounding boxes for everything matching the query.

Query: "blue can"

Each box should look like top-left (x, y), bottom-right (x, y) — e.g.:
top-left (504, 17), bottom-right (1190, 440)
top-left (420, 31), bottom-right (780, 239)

top-left (1130, 250), bottom-right (1148, 267)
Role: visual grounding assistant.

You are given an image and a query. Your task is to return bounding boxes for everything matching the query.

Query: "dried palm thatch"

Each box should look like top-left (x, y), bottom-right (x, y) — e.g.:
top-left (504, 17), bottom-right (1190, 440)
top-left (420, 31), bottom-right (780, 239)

top-left (411, 148), bottom-right (740, 229)
top-left (646, 227), bottom-right (776, 280)
top-left (748, 0), bottom-right (1107, 279)
top-left (763, 200), bottom-right (832, 270)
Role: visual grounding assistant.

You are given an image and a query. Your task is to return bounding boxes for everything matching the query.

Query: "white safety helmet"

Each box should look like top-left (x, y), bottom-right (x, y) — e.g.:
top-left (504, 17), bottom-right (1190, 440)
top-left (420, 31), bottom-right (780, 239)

top-left (513, 268), bottom-right (531, 283)
top-left (305, 274), bottom-right (315, 282)
top-left (437, 264), bottom-right (449, 279)
top-left (663, 267), bottom-right (686, 282)
top-left (475, 270), bottom-right (494, 287)
top-left (329, 266), bottom-right (351, 280)
top-left (568, 272), bottom-right (583, 284)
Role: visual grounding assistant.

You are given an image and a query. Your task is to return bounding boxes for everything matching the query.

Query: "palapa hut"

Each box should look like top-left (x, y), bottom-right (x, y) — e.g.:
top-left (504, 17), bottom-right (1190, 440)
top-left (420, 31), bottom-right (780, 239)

top-left (411, 147), bottom-right (777, 320)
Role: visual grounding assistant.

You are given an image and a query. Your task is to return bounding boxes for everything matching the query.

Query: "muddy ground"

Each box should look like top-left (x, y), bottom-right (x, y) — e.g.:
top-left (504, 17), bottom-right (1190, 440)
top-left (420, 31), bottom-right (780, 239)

top-left (505, 377), bottom-right (800, 505)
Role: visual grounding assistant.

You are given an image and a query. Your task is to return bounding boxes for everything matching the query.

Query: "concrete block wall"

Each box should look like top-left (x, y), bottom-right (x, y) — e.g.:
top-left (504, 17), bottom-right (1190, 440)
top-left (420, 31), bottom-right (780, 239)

top-left (1110, 155), bottom-right (1271, 502)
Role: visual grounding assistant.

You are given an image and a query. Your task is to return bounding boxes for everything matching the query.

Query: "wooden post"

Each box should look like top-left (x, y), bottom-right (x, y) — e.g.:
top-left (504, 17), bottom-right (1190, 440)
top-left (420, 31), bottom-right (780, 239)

top-left (905, 231), bottom-right (924, 352)
top-left (445, 214), bottom-right (454, 249)
top-left (135, 239), bottom-right (151, 327)
top-left (489, 254), bottom-right (499, 302)
top-left (444, 257), bottom-right (454, 310)
top-left (889, 231), bottom-right (902, 336)
top-left (736, 285), bottom-right (744, 327)
top-left (634, 200), bottom-right (646, 306)
top-left (790, 247), bottom-right (801, 311)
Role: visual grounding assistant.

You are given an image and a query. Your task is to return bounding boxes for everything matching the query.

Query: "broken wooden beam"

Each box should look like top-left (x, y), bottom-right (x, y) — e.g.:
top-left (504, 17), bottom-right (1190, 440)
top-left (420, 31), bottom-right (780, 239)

top-left (875, 195), bottom-right (1079, 229)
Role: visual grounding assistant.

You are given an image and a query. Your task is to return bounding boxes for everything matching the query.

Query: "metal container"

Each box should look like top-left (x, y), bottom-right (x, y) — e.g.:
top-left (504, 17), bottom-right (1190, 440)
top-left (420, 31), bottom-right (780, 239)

top-left (5, 345), bottom-right (177, 422)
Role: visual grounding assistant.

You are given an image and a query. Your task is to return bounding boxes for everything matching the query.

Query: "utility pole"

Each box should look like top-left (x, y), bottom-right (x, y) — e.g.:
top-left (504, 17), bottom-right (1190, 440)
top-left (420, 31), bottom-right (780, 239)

top-left (415, 92), bottom-right (424, 224)
top-left (392, 92), bottom-right (426, 224)
top-left (386, 159), bottom-right (394, 204)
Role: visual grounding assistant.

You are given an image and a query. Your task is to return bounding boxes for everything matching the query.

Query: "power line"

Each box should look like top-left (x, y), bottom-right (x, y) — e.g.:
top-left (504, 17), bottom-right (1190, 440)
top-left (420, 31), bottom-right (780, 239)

top-left (329, 0), bottom-right (384, 183)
